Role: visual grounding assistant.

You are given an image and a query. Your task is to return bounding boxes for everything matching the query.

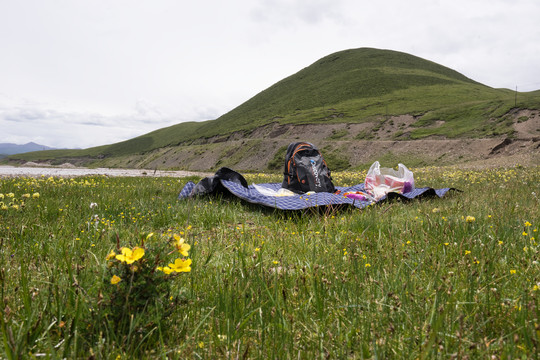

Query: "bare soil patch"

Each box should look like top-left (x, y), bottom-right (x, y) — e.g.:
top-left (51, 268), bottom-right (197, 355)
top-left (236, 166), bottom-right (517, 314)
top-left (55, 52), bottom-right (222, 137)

top-left (513, 109), bottom-right (540, 139)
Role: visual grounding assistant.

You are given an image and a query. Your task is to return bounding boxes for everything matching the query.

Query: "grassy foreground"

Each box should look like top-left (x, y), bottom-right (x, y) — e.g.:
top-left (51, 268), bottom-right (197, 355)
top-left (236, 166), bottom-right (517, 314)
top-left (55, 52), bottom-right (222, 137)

top-left (1, 166), bottom-right (539, 359)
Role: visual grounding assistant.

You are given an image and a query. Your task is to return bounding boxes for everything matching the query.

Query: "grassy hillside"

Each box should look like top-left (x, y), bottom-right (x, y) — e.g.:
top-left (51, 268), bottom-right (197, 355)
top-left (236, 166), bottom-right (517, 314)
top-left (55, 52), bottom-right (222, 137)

top-left (6, 48), bottom-right (540, 165)
top-left (197, 48), bottom-right (481, 133)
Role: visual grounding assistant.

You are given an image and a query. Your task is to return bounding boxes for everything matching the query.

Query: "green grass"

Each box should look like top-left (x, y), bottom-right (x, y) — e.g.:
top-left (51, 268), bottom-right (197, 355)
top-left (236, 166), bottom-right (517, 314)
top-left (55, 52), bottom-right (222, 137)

top-left (1, 165), bottom-right (539, 358)
top-left (6, 48), bottom-right (540, 166)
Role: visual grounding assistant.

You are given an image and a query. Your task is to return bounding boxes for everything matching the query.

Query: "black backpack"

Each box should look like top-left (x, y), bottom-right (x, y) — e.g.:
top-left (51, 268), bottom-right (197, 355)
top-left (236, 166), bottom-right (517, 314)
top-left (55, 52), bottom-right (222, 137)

top-left (190, 167), bottom-right (248, 196)
top-left (281, 142), bottom-right (336, 194)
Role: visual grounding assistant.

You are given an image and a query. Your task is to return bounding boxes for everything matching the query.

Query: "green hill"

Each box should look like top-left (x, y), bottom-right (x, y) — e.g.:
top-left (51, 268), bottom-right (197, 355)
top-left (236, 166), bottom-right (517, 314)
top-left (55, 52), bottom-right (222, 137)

top-left (6, 48), bottom-right (540, 169)
top-left (197, 47), bottom-right (481, 133)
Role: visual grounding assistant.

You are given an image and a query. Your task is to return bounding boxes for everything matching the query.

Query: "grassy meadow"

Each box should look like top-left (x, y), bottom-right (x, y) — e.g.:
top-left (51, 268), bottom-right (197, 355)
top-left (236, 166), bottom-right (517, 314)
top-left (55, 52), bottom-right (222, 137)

top-left (1, 165), bottom-right (539, 358)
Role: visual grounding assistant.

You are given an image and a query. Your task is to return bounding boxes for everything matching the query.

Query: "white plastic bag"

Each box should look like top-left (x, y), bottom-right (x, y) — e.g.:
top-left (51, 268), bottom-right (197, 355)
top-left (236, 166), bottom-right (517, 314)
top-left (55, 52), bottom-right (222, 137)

top-left (364, 161), bottom-right (414, 200)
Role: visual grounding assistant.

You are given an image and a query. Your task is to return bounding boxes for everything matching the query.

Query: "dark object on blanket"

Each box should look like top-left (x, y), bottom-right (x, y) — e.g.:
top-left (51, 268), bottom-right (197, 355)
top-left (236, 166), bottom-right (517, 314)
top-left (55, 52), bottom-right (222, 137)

top-left (190, 167), bottom-right (248, 196)
top-left (282, 142), bottom-right (336, 194)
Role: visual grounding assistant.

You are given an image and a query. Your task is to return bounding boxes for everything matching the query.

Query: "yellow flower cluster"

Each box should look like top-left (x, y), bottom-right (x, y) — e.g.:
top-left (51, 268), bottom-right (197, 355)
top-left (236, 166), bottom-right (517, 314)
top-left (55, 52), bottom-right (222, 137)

top-left (465, 215), bottom-right (475, 223)
top-left (107, 246), bottom-right (146, 284)
top-left (0, 192), bottom-right (40, 210)
top-left (156, 234), bottom-right (192, 274)
top-left (107, 232), bottom-right (193, 285)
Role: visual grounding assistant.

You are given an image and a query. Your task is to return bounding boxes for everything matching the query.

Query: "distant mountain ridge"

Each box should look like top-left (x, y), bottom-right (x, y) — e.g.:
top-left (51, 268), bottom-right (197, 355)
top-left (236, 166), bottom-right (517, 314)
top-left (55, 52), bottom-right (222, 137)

top-left (3, 48), bottom-right (540, 170)
top-left (0, 142), bottom-right (55, 155)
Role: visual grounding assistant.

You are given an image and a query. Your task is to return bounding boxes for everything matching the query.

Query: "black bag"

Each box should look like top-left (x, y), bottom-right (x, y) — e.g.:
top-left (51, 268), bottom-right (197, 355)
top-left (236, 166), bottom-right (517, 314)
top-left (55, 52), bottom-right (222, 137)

top-left (190, 167), bottom-right (248, 196)
top-left (281, 142), bottom-right (335, 194)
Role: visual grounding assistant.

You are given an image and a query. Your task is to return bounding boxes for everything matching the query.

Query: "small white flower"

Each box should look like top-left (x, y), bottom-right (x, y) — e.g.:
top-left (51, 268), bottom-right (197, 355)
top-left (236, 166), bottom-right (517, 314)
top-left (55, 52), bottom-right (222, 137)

top-left (90, 202), bottom-right (98, 209)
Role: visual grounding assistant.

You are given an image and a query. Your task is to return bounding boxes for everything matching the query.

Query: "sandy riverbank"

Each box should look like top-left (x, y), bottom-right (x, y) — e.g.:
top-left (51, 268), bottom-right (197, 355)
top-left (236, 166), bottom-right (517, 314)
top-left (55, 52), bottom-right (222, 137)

top-left (0, 165), bottom-right (209, 178)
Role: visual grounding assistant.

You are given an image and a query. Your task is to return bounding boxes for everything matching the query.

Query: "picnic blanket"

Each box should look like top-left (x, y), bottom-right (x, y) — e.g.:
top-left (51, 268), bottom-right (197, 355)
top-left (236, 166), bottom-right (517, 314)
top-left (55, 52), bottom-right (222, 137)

top-left (178, 179), bottom-right (455, 211)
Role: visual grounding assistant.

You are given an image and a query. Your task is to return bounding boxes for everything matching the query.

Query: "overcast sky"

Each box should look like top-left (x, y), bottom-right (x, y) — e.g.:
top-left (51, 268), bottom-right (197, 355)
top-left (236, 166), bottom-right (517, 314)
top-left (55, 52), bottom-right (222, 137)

top-left (1, 0), bottom-right (539, 149)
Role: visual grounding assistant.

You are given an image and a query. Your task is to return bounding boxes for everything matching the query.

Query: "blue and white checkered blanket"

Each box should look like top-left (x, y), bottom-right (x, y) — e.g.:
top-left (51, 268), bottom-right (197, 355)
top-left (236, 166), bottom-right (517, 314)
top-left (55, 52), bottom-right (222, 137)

top-left (178, 180), bottom-right (454, 210)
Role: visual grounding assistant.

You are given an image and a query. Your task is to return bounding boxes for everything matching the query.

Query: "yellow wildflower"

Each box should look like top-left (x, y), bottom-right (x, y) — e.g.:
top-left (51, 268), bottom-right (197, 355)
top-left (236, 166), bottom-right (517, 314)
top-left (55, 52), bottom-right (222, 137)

top-left (465, 250), bottom-right (471, 255)
top-left (157, 266), bottom-right (174, 274)
top-left (110, 275), bottom-right (121, 284)
top-left (173, 234), bottom-right (190, 256)
top-left (365, 263), bottom-right (371, 267)
top-left (116, 247), bottom-right (145, 264)
top-left (32, 192), bottom-right (40, 199)
top-left (465, 216), bottom-right (475, 223)
top-left (168, 258), bottom-right (192, 273)
top-left (510, 269), bottom-right (517, 274)
top-left (106, 250), bottom-right (116, 260)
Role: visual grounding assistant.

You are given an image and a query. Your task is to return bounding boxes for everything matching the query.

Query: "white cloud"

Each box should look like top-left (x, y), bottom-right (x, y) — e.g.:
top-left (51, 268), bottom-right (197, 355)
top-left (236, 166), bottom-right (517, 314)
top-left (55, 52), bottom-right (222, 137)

top-left (0, 96), bottom-right (221, 148)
